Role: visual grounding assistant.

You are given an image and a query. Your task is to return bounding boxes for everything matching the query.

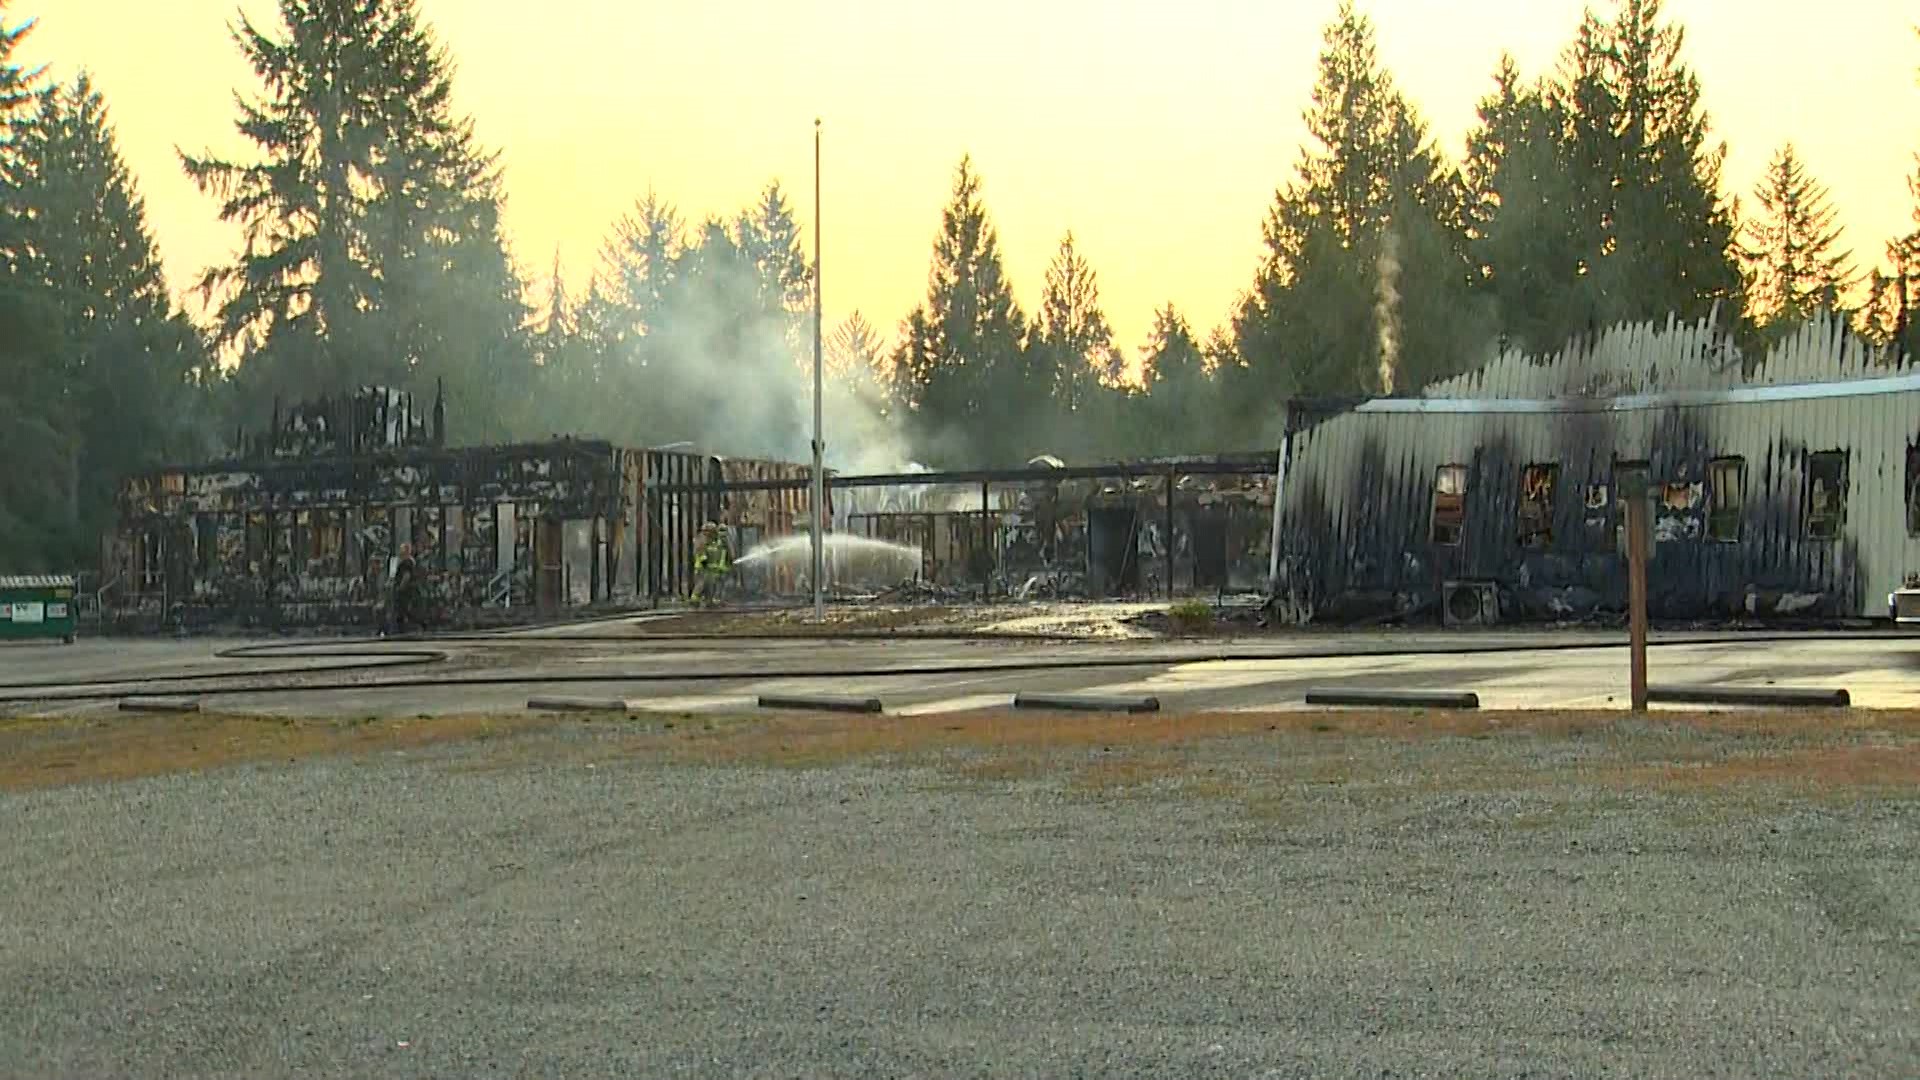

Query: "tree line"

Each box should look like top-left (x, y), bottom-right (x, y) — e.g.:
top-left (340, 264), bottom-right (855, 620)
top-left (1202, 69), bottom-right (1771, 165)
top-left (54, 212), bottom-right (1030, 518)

top-left (0, 0), bottom-right (1916, 570)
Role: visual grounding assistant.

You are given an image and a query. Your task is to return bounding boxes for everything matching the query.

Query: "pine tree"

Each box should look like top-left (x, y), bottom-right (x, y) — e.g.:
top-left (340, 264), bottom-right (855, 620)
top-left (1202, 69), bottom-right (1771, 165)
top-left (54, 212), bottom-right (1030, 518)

top-left (535, 252), bottom-right (574, 365)
top-left (1465, 55), bottom-right (1587, 352)
top-left (1236, 2), bottom-right (1486, 397)
top-left (598, 190), bottom-right (684, 354)
top-left (1033, 231), bottom-right (1120, 413)
top-left (899, 156), bottom-right (1028, 463)
top-left (1863, 33), bottom-right (1920, 357)
top-left (1872, 177), bottom-right (1920, 358)
top-left (826, 311), bottom-right (897, 453)
top-left (528, 253), bottom-right (578, 421)
top-left (1136, 304), bottom-right (1212, 454)
top-left (828, 311), bottom-right (886, 380)
top-left (891, 306), bottom-right (939, 412)
top-left (0, 0), bottom-right (61, 567)
top-left (182, 0), bottom-right (531, 433)
top-left (1, 74), bottom-right (209, 566)
top-left (1494, 0), bottom-right (1741, 344)
top-left (1738, 144), bottom-right (1856, 329)
top-left (581, 184), bottom-right (815, 459)
top-left (1858, 242), bottom-right (1917, 352)
top-left (0, 1), bottom-right (37, 133)
top-left (734, 181), bottom-right (812, 344)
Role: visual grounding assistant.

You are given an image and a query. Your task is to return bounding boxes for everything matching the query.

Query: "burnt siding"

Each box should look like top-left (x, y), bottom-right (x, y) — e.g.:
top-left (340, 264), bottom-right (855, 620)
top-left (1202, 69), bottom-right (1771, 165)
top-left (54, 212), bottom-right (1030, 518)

top-left (1277, 392), bottom-right (1920, 621)
top-left (111, 440), bottom-right (632, 626)
top-left (642, 452), bottom-right (817, 600)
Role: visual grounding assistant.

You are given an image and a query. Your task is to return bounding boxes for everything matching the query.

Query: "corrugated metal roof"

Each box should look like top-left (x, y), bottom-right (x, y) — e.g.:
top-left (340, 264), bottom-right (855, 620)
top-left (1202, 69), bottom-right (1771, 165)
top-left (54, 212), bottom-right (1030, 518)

top-left (1420, 310), bottom-right (1908, 402)
top-left (1346, 371), bottom-right (1920, 415)
top-left (0, 574), bottom-right (77, 589)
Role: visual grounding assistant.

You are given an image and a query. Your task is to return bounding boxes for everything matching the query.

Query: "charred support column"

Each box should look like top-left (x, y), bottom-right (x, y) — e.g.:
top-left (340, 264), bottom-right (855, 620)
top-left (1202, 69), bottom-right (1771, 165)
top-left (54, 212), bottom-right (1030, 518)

top-left (1164, 465), bottom-right (1176, 600)
top-left (981, 478), bottom-right (992, 601)
top-left (1265, 407), bottom-right (1293, 599)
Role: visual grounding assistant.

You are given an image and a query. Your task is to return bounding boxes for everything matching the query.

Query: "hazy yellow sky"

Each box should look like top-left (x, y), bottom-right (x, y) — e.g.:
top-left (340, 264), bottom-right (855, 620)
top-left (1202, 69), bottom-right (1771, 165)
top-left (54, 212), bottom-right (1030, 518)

top-left (17, 0), bottom-right (1920, 353)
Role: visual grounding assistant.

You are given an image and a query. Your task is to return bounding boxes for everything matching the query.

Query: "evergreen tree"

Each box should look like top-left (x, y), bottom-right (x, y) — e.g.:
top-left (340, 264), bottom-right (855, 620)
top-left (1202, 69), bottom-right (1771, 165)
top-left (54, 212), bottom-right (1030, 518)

top-left (0, 0), bottom-right (59, 566)
top-left (599, 190), bottom-right (683, 349)
top-left (1480, 0), bottom-right (1741, 347)
top-left (828, 310), bottom-right (886, 381)
top-left (1, 73), bottom-right (209, 567)
top-left (1033, 231), bottom-right (1120, 413)
top-left (1866, 176), bottom-right (1920, 358)
top-left (825, 311), bottom-right (901, 468)
top-left (1136, 304), bottom-right (1211, 453)
top-left (1465, 55), bottom-right (1586, 352)
top-left (734, 180), bottom-right (812, 353)
top-left (523, 252), bottom-right (604, 437)
top-left (1738, 143), bottom-right (1856, 329)
top-left (0, 1), bottom-right (36, 130)
top-left (1606, 0), bottom-right (1739, 318)
top-left (1236, 2), bottom-right (1486, 397)
top-left (890, 305), bottom-right (939, 412)
top-left (1862, 34), bottom-right (1920, 358)
top-left (534, 252), bottom-right (575, 368)
top-left (1858, 243), bottom-right (1917, 353)
top-left (897, 156), bottom-right (1028, 464)
top-left (182, 0), bottom-right (532, 435)
top-left (539, 276), bottom-right (625, 439)
top-left (579, 183), bottom-right (815, 459)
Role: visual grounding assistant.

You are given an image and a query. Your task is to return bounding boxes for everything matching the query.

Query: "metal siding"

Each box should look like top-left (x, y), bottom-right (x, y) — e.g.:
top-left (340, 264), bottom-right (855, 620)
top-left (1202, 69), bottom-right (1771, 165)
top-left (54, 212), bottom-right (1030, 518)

top-left (1275, 316), bottom-right (1917, 623)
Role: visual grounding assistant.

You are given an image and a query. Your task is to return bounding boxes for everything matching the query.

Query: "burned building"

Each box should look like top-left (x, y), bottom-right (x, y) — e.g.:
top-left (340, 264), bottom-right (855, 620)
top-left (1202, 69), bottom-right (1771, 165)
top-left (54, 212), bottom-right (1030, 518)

top-left (106, 386), bottom-right (817, 629)
top-left (818, 456), bottom-right (1278, 600)
top-left (1269, 315), bottom-right (1920, 625)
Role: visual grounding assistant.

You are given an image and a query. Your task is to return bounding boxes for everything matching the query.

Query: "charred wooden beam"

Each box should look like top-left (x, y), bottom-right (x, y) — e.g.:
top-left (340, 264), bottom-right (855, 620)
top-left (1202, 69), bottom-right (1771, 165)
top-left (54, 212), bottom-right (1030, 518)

top-left (648, 458), bottom-right (1283, 495)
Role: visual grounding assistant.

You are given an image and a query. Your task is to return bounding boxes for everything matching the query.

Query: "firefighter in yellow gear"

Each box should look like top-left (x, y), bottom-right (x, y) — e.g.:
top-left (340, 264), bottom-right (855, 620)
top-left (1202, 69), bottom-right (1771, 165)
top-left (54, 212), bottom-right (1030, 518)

top-left (692, 522), bottom-right (731, 606)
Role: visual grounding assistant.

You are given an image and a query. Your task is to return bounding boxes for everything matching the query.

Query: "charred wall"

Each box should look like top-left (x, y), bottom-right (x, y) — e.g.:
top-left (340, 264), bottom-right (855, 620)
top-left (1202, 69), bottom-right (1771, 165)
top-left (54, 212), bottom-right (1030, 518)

top-left (826, 466), bottom-right (1276, 600)
top-left (641, 451), bottom-right (816, 600)
top-left (110, 438), bottom-right (632, 628)
top-left (1275, 389), bottom-right (1920, 624)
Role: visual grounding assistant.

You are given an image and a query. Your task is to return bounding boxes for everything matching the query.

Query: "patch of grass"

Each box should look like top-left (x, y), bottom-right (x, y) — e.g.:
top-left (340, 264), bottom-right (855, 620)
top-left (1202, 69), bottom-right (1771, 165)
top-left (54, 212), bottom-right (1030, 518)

top-left (0, 711), bottom-right (557, 792)
top-left (1167, 600), bottom-right (1214, 635)
top-left (8, 705), bottom-right (1919, 799)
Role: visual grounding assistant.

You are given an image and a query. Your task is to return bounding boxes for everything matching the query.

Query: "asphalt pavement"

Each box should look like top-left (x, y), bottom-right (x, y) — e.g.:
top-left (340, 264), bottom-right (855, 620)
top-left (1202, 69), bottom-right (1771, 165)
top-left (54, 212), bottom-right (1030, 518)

top-left (3, 621), bottom-right (1919, 716)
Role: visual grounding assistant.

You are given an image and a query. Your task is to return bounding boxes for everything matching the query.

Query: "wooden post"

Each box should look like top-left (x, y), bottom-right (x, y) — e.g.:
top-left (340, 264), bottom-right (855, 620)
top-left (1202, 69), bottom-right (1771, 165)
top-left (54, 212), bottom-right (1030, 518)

top-left (1626, 491), bottom-right (1649, 712)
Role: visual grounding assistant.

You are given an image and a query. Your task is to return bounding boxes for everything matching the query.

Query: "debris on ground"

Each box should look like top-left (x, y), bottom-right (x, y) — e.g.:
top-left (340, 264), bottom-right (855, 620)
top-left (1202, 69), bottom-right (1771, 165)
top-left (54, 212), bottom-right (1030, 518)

top-left (871, 579), bottom-right (971, 605)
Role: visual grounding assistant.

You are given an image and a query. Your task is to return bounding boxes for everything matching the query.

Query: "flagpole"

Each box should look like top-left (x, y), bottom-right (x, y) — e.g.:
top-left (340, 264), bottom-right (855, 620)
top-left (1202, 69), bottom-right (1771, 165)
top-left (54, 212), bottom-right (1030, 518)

top-left (811, 118), bottom-right (826, 623)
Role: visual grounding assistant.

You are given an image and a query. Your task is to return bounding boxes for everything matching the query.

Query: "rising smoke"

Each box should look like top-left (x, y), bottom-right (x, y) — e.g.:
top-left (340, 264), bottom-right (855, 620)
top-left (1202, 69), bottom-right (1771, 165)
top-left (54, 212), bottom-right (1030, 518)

top-left (1375, 226), bottom-right (1402, 395)
top-left (589, 207), bottom-right (917, 476)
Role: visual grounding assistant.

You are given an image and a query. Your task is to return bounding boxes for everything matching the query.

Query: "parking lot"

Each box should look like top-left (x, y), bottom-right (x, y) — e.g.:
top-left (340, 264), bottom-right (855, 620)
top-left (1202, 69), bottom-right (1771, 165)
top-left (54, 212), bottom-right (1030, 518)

top-left (5, 622), bottom-right (1920, 717)
top-left (2, 623), bottom-right (1917, 1076)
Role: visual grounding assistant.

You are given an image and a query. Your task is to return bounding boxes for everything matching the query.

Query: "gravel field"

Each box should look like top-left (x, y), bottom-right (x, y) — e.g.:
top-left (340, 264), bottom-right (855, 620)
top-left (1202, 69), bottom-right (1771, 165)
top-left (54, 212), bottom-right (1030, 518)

top-left (2, 710), bottom-right (1917, 1079)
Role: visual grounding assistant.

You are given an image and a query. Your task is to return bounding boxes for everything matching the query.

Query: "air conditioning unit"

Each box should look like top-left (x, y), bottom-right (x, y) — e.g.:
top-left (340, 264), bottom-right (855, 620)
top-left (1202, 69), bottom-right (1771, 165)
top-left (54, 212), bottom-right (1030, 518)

top-left (1443, 581), bottom-right (1499, 627)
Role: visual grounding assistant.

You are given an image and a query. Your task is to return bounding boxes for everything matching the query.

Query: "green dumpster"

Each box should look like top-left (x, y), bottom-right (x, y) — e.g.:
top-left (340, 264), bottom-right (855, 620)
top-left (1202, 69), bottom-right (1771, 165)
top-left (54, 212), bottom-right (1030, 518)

top-left (0, 574), bottom-right (78, 643)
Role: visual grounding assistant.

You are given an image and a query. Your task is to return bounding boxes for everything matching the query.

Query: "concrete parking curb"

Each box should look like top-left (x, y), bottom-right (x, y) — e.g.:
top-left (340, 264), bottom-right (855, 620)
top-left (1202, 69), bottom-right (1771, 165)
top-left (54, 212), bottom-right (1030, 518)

top-left (1304, 688), bottom-right (1481, 709)
top-left (527, 696), bottom-right (633, 712)
top-left (1648, 685), bottom-right (1851, 708)
top-left (118, 697), bottom-right (202, 714)
top-left (1013, 693), bottom-right (1160, 714)
top-left (756, 694), bottom-right (884, 714)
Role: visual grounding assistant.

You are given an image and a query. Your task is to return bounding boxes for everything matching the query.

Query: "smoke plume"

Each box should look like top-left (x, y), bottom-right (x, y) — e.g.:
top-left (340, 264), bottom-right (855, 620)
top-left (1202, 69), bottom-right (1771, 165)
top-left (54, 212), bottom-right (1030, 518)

top-left (591, 212), bottom-right (917, 477)
top-left (1375, 227), bottom-right (1402, 395)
